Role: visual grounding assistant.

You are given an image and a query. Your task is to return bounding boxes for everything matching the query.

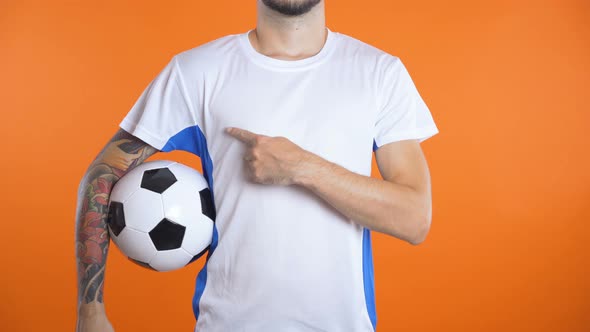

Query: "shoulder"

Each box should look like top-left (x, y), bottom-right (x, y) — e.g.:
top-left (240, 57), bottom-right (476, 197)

top-left (333, 30), bottom-right (401, 68)
top-left (333, 30), bottom-right (406, 91)
top-left (172, 32), bottom-right (242, 73)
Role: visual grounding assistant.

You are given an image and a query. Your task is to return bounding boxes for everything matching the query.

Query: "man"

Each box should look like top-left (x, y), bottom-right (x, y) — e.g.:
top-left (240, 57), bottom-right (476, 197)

top-left (75, 0), bottom-right (439, 331)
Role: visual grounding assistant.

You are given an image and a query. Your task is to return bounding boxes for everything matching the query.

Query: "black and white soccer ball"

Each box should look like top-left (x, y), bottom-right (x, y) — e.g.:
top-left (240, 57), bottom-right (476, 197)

top-left (107, 160), bottom-right (215, 272)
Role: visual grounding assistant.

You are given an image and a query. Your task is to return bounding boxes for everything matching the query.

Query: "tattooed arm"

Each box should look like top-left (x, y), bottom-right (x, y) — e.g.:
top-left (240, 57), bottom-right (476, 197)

top-left (75, 129), bottom-right (158, 332)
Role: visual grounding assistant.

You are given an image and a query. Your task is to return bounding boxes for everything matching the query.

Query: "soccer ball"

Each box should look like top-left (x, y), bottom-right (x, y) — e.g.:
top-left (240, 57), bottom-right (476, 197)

top-left (107, 160), bottom-right (215, 272)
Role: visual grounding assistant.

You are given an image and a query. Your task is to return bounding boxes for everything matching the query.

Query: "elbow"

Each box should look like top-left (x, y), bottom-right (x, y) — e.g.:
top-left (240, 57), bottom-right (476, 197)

top-left (77, 176), bottom-right (87, 197)
top-left (408, 213), bottom-right (431, 246)
top-left (78, 172), bottom-right (93, 197)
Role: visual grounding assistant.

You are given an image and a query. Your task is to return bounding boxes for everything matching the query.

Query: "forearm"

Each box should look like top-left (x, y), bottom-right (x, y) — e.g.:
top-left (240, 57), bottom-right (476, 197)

top-left (294, 153), bottom-right (429, 244)
top-left (224, 127), bottom-right (431, 244)
top-left (75, 165), bottom-right (118, 310)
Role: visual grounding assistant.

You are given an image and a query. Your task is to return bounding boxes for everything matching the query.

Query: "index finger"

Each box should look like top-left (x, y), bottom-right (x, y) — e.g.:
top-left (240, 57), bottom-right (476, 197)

top-left (225, 127), bottom-right (258, 145)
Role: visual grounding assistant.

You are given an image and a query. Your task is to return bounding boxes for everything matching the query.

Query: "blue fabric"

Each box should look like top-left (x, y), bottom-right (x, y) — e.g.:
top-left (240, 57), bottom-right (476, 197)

top-left (363, 227), bottom-right (377, 330)
top-left (161, 125), bottom-right (218, 322)
top-left (368, 141), bottom-right (378, 329)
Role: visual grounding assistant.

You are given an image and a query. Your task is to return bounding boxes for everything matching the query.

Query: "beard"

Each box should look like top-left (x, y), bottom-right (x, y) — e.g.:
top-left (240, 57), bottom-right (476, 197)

top-left (261, 0), bottom-right (322, 17)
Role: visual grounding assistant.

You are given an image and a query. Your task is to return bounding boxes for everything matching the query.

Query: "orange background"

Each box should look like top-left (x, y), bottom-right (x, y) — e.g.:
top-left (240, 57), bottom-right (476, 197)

top-left (1, 0), bottom-right (588, 331)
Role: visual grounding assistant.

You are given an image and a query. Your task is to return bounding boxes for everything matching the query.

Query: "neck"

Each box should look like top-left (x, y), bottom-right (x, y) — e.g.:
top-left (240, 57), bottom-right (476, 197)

top-left (252, 1), bottom-right (327, 61)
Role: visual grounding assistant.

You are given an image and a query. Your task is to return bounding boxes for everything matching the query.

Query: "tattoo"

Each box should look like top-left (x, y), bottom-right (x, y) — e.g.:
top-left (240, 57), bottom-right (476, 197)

top-left (75, 129), bottom-right (157, 305)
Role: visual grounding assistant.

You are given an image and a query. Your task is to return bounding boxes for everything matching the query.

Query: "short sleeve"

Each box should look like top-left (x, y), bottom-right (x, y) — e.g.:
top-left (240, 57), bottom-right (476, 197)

top-left (119, 55), bottom-right (197, 151)
top-left (373, 57), bottom-right (439, 150)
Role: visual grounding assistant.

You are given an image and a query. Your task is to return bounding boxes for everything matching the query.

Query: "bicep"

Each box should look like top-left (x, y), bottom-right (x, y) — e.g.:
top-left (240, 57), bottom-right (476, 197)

top-left (374, 139), bottom-right (431, 195)
top-left (87, 128), bottom-right (159, 177)
top-left (77, 128), bottom-right (159, 219)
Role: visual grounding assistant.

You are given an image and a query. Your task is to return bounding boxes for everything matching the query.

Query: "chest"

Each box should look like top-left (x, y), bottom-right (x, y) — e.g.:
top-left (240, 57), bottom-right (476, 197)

top-left (202, 68), bottom-right (377, 173)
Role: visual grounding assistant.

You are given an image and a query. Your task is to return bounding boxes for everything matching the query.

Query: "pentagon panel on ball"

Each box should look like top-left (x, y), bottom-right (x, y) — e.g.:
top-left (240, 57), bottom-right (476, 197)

top-left (149, 218), bottom-right (186, 251)
top-left (107, 160), bottom-right (215, 272)
top-left (107, 201), bottom-right (125, 237)
top-left (141, 167), bottom-right (177, 194)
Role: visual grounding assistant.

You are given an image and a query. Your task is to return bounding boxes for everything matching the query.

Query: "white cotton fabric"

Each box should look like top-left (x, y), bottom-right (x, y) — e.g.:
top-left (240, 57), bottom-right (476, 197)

top-left (120, 27), bottom-right (438, 332)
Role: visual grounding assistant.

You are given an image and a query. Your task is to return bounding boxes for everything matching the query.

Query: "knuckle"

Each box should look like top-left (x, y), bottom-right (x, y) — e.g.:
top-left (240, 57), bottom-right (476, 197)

top-left (254, 136), bottom-right (265, 145)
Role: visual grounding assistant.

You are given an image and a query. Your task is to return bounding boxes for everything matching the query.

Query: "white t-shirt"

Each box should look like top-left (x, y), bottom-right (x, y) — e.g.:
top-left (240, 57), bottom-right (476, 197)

top-left (119, 27), bottom-right (439, 332)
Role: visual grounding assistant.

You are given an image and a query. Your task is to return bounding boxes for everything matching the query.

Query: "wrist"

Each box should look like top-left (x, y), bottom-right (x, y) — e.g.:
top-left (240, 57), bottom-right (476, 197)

top-left (292, 151), bottom-right (322, 188)
top-left (78, 301), bottom-right (106, 317)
